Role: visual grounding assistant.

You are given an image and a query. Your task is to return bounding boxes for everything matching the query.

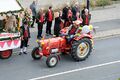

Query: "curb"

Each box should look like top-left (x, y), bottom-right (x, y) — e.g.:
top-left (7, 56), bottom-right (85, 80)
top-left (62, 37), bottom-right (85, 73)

top-left (93, 28), bottom-right (120, 39)
top-left (90, 4), bottom-right (116, 11)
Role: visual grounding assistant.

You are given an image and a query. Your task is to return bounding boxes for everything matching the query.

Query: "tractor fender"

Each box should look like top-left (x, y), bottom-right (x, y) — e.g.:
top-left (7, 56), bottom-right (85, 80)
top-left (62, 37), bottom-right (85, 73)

top-left (74, 33), bottom-right (92, 41)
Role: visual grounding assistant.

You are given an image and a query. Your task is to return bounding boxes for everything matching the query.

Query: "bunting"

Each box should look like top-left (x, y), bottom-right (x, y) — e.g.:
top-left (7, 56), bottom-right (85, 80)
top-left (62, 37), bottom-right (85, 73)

top-left (0, 41), bottom-right (5, 48)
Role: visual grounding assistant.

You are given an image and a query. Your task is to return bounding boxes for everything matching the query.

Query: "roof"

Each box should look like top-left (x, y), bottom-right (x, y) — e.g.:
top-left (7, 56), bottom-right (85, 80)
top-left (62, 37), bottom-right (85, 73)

top-left (0, 0), bottom-right (23, 13)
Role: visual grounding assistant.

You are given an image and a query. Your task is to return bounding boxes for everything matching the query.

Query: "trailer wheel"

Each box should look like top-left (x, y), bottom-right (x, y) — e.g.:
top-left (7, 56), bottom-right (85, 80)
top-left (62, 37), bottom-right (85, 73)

top-left (31, 47), bottom-right (42, 60)
top-left (46, 54), bottom-right (58, 68)
top-left (0, 50), bottom-right (12, 59)
top-left (71, 38), bottom-right (92, 61)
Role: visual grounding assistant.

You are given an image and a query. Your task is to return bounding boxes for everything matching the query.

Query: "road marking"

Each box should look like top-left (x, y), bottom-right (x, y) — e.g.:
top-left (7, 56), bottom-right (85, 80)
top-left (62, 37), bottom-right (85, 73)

top-left (29, 60), bottom-right (120, 80)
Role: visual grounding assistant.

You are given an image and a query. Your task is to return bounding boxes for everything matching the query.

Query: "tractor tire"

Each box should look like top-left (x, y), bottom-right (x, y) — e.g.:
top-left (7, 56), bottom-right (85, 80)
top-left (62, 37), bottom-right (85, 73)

top-left (31, 47), bottom-right (42, 60)
top-left (0, 50), bottom-right (12, 59)
top-left (71, 38), bottom-right (92, 61)
top-left (46, 54), bottom-right (58, 68)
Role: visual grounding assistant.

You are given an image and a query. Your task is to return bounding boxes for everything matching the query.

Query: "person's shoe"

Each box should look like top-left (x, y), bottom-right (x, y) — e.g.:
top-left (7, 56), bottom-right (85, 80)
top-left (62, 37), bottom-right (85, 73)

top-left (37, 38), bottom-right (40, 40)
top-left (23, 52), bottom-right (27, 54)
top-left (37, 36), bottom-right (41, 39)
top-left (49, 33), bottom-right (53, 35)
top-left (19, 52), bottom-right (22, 55)
top-left (46, 34), bottom-right (49, 36)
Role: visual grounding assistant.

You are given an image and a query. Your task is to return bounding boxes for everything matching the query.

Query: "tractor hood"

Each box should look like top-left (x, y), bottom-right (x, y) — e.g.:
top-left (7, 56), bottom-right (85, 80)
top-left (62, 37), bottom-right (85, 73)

top-left (0, 0), bottom-right (23, 13)
top-left (39, 37), bottom-right (66, 49)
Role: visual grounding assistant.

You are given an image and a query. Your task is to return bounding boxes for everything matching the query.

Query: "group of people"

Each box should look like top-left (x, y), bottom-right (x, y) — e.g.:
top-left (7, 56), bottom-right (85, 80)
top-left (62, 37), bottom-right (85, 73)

top-left (20, 1), bottom-right (92, 55)
top-left (0, 1), bottom-right (92, 55)
top-left (35, 2), bottom-right (91, 39)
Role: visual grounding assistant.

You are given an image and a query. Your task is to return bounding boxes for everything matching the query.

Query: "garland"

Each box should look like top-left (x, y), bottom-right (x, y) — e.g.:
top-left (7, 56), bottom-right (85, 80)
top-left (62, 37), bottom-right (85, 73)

top-left (0, 36), bottom-right (21, 41)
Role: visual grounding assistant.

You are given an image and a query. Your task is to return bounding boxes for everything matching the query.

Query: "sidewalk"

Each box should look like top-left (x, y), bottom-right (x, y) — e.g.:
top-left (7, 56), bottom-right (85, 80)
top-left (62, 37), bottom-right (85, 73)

top-left (90, 3), bottom-right (120, 39)
top-left (91, 3), bottom-right (120, 23)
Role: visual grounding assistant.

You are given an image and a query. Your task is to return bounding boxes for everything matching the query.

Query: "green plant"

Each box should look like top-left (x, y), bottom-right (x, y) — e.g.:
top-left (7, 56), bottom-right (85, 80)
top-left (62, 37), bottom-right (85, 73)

top-left (90, 0), bottom-right (96, 9)
top-left (96, 0), bottom-right (112, 7)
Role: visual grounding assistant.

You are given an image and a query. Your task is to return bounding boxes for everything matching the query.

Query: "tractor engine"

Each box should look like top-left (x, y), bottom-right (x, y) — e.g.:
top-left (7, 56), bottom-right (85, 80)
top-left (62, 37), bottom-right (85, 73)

top-left (38, 37), bottom-right (67, 55)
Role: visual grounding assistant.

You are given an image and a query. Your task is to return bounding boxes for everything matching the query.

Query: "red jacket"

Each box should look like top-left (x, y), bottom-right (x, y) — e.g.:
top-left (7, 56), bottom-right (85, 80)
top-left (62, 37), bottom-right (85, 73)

top-left (48, 10), bottom-right (53, 21)
top-left (69, 26), bottom-right (77, 35)
top-left (37, 13), bottom-right (44, 23)
top-left (45, 9), bottom-right (54, 22)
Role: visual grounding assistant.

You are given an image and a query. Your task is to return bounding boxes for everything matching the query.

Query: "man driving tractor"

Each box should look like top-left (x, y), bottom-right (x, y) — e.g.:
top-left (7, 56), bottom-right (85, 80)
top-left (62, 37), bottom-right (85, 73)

top-left (60, 18), bottom-right (94, 44)
top-left (65, 20), bottom-right (82, 42)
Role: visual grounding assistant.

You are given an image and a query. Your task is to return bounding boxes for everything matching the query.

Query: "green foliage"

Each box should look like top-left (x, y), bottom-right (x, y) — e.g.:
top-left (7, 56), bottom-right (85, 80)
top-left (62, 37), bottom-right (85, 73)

top-left (112, 0), bottom-right (120, 1)
top-left (90, 0), bottom-right (96, 8)
top-left (96, 0), bottom-right (112, 7)
top-left (118, 78), bottom-right (120, 80)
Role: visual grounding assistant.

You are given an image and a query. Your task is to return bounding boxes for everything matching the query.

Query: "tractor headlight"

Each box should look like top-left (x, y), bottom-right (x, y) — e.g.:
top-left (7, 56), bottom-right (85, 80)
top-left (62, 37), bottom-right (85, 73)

top-left (40, 42), bottom-right (44, 48)
top-left (36, 39), bottom-right (44, 48)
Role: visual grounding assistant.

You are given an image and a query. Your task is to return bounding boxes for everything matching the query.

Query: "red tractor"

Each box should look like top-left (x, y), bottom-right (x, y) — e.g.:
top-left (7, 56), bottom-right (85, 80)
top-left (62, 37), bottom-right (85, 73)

top-left (31, 24), bottom-right (93, 68)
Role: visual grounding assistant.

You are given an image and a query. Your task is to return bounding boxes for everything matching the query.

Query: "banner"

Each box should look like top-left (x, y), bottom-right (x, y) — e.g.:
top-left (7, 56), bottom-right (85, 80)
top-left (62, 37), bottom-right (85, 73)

top-left (6, 40), bottom-right (12, 47)
top-left (0, 41), bottom-right (5, 48)
top-left (14, 39), bottom-right (19, 46)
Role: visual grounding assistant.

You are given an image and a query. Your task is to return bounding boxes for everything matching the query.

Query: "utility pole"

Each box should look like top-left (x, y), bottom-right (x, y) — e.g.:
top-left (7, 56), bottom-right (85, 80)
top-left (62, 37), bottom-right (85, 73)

top-left (87, 0), bottom-right (90, 10)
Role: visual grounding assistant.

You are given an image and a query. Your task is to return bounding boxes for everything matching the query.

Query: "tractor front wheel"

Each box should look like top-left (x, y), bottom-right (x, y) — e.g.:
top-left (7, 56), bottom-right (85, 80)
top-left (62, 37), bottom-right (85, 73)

top-left (46, 54), bottom-right (58, 68)
top-left (0, 50), bottom-right (12, 59)
top-left (71, 38), bottom-right (92, 61)
top-left (31, 47), bottom-right (42, 60)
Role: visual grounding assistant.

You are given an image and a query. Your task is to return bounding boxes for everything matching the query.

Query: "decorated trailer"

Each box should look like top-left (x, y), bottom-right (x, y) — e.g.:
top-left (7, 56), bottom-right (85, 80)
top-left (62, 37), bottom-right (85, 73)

top-left (0, 0), bottom-right (23, 59)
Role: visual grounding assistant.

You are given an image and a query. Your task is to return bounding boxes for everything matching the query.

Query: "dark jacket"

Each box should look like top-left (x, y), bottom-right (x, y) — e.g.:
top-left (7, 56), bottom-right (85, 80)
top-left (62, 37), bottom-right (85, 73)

top-left (54, 17), bottom-right (61, 37)
top-left (62, 7), bottom-right (69, 20)
top-left (20, 25), bottom-right (30, 38)
top-left (72, 6), bottom-right (80, 16)
top-left (82, 14), bottom-right (91, 26)
top-left (36, 12), bottom-right (45, 23)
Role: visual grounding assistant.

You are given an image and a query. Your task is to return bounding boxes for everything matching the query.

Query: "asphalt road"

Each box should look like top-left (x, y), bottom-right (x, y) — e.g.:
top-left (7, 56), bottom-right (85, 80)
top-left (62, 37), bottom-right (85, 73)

top-left (92, 19), bottom-right (120, 32)
top-left (1, 1), bottom-right (120, 80)
top-left (0, 35), bottom-right (120, 80)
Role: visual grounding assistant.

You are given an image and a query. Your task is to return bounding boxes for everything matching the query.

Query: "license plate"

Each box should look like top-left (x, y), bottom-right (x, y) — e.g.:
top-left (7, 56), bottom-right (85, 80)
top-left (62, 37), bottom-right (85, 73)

top-left (51, 49), bottom-right (58, 53)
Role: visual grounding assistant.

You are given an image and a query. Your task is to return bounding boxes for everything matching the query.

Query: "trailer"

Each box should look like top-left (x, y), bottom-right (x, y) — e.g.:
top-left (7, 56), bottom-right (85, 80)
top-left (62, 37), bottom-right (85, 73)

top-left (0, 0), bottom-right (23, 59)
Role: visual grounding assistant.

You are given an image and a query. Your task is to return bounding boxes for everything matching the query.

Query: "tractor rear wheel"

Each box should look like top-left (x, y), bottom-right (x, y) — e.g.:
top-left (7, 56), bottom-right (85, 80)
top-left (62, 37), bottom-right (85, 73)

top-left (31, 47), bottom-right (42, 60)
top-left (71, 38), bottom-right (92, 61)
top-left (0, 50), bottom-right (12, 59)
top-left (46, 54), bottom-right (58, 68)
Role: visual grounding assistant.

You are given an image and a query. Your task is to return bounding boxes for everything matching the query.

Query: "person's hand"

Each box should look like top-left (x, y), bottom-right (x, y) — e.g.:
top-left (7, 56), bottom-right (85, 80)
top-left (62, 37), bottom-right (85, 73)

top-left (21, 36), bottom-right (24, 40)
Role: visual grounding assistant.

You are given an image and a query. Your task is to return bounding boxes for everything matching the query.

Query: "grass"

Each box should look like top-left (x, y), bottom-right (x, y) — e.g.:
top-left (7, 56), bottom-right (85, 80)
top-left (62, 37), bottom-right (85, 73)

top-left (96, 0), bottom-right (112, 7)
